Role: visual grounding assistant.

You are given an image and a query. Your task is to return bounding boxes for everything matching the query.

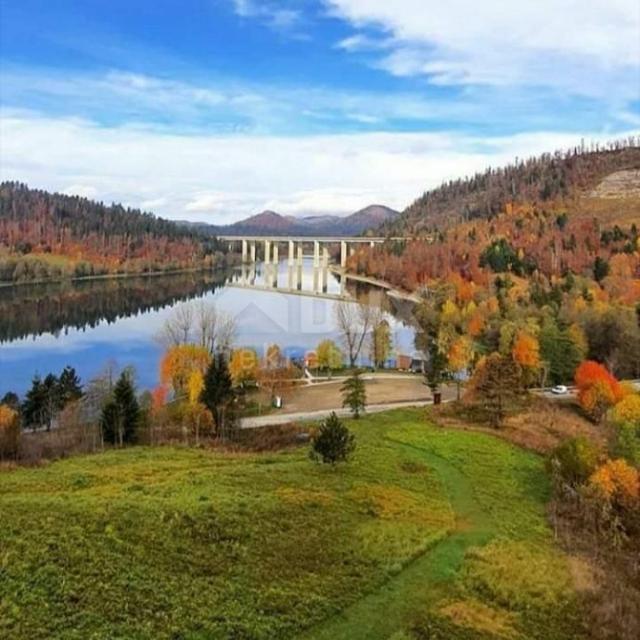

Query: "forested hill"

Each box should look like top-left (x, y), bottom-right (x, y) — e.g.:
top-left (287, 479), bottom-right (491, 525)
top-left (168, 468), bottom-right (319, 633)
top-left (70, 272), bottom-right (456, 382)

top-left (0, 182), bottom-right (227, 283)
top-left (383, 139), bottom-right (640, 235)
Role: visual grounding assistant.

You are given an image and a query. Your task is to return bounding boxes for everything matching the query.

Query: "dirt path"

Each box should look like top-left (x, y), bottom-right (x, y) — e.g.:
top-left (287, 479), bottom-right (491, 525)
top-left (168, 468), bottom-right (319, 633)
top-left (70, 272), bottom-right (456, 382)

top-left (297, 435), bottom-right (495, 640)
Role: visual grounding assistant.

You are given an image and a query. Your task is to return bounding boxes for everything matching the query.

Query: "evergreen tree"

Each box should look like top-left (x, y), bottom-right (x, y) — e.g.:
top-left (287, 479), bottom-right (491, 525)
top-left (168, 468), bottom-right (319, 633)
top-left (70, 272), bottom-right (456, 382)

top-left (593, 256), bottom-right (610, 282)
top-left (100, 371), bottom-right (140, 446)
top-left (201, 352), bottom-right (235, 439)
top-left (341, 369), bottom-right (366, 418)
top-left (309, 412), bottom-right (356, 465)
top-left (58, 366), bottom-right (83, 405)
top-left (22, 375), bottom-right (59, 430)
top-left (42, 373), bottom-right (62, 429)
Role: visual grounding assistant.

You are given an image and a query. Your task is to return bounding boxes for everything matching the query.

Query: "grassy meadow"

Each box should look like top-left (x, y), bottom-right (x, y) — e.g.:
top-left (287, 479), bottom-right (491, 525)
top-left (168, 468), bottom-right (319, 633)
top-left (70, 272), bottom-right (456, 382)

top-left (0, 409), bottom-right (588, 639)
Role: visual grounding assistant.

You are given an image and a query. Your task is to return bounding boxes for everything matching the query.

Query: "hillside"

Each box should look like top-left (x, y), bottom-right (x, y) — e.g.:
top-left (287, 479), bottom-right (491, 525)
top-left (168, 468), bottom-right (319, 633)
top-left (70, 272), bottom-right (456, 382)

top-left (383, 140), bottom-right (640, 235)
top-left (354, 141), bottom-right (640, 292)
top-left (0, 409), bottom-right (586, 640)
top-left (198, 204), bottom-right (399, 237)
top-left (0, 183), bottom-right (227, 283)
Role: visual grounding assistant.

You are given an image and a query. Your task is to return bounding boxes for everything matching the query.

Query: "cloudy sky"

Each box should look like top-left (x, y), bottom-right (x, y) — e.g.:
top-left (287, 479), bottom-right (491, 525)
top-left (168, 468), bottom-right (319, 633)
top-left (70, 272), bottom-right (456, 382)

top-left (1, 0), bottom-right (638, 223)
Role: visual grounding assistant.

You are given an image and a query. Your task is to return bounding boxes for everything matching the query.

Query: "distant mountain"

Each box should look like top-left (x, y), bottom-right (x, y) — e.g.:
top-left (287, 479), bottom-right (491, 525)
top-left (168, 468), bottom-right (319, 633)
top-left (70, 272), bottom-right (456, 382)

top-left (337, 205), bottom-right (399, 235)
top-left (195, 204), bottom-right (399, 237)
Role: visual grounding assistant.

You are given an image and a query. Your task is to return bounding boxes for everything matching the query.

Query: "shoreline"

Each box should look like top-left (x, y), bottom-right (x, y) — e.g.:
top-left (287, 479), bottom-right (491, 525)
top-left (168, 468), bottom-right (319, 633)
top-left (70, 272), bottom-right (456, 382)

top-left (329, 265), bottom-right (421, 303)
top-left (0, 263), bottom-right (235, 290)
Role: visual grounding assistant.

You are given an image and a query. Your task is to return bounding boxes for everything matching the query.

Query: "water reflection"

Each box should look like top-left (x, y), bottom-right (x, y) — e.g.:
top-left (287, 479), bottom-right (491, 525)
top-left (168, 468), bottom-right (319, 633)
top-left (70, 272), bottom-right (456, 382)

top-left (0, 271), bottom-right (232, 343)
top-left (0, 260), bottom-right (415, 395)
top-left (231, 262), bottom-right (346, 297)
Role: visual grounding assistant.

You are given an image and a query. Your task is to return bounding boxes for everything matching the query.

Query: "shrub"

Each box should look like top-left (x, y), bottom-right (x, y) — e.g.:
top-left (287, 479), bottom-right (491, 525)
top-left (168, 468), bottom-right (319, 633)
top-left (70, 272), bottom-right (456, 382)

top-left (589, 459), bottom-right (639, 510)
top-left (309, 412), bottom-right (355, 465)
top-left (551, 437), bottom-right (600, 486)
top-left (612, 394), bottom-right (640, 426)
top-left (611, 422), bottom-right (640, 468)
top-left (0, 404), bottom-right (20, 460)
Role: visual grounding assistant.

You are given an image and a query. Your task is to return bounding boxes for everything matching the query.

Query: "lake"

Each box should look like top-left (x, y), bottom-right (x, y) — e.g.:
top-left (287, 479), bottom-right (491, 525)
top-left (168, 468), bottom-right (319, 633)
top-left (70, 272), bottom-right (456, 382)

top-left (0, 259), bottom-right (417, 396)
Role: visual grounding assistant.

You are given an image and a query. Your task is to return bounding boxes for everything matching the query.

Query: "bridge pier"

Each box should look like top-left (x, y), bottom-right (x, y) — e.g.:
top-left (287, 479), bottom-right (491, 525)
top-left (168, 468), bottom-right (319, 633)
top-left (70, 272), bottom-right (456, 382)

top-left (221, 235), bottom-right (402, 268)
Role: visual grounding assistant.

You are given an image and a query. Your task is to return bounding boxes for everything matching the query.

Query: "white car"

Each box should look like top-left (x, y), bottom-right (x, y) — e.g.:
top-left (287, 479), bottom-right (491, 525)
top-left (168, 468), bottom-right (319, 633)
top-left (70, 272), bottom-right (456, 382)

top-left (551, 385), bottom-right (568, 395)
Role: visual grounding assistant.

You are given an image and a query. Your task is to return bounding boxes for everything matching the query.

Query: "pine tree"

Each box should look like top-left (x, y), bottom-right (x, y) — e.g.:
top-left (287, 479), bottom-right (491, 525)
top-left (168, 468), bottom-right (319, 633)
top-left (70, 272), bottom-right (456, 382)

top-left (310, 412), bottom-right (356, 465)
top-left (201, 352), bottom-right (235, 440)
top-left (22, 375), bottom-right (48, 430)
top-left (100, 371), bottom-right (140, 446)
top-left (341, 369), bottom-right (366, 418)
top-left (58, 366), bottom-right (83, 405)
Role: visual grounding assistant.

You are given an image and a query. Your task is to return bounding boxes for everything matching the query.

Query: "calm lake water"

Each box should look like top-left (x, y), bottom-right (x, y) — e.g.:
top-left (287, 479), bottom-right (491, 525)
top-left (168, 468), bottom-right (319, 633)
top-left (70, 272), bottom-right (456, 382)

top-left (0, 259), bottom-right (416, 396)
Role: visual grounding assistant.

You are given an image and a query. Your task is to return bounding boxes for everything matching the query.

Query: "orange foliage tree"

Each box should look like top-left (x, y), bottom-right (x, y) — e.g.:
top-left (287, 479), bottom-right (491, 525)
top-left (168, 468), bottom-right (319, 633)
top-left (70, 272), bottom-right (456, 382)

top-left (0, 404), bottom-right (20, 459)
top-left (589, 459), bottom-right (639, 510)
top-left (447, 335), bottom-right (474, 400)
top-left (575, 360), bottom-right (624, 422)
top-left (512, 331), bottom-right (540, 369)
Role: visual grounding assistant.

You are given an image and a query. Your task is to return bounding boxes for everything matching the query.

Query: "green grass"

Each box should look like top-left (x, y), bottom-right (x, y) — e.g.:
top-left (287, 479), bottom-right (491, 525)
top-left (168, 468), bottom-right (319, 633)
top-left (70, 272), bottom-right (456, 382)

top-left (0, 409), bottom-right (587, 639)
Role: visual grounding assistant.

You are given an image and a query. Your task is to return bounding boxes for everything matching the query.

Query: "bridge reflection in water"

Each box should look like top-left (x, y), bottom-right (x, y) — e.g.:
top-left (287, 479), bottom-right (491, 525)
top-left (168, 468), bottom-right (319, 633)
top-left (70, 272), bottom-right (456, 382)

top-left (229, 259), bottom-right (348, 301)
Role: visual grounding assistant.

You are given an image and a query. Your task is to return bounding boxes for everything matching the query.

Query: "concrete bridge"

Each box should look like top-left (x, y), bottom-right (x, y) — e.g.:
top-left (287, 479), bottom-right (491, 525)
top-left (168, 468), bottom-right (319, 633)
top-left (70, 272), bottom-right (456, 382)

top-left (219, 235), bottom-right (407, 268)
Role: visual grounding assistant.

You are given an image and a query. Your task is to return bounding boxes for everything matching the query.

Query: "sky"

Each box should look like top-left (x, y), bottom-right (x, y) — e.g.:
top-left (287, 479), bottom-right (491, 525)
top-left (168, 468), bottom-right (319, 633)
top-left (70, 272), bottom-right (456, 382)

top-left (0, 0), bottom-right (639, 224)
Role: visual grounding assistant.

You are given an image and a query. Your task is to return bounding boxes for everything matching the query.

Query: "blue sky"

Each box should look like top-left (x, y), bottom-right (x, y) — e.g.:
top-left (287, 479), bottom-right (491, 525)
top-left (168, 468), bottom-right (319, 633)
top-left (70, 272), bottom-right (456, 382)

top-left (1, 0), bottom-right (639, 222)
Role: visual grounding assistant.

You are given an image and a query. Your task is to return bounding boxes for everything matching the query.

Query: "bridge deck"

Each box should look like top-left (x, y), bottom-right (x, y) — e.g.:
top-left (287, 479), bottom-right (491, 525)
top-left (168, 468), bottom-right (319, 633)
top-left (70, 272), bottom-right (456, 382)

top-left (219, 235), bottom-right (408, 243)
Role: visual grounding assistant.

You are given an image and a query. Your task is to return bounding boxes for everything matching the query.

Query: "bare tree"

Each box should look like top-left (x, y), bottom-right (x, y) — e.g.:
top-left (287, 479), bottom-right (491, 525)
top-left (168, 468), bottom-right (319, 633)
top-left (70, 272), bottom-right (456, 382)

top-left (157, 301), bottom-right (236, 353)
top-left (335, 299), bottom-right (377, 367)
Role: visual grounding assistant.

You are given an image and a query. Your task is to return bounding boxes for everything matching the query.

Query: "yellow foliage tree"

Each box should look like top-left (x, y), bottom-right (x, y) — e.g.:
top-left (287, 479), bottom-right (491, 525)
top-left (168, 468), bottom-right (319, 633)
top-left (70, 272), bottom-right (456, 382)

top-left (316, 339), bottom-right (343, 376)
top-left (612, 394), bottom-right (640, 426)
top-left (187, 370), bottom-right (204, 405)
top-left (160, 344), bottom-right (211, 399)
top-left (440, 299), bottom-right (459, 324)
top-left (567, 323), bottom-right (588, 360)
top-left (229, 348), bottom-right (259, 386)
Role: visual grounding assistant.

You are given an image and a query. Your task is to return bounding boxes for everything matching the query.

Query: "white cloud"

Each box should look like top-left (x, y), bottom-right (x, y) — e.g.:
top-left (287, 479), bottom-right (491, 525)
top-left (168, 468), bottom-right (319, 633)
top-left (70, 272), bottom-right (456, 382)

top-left (326, 0), bottom-right (640, 97)
top-left (232, 0), bottom-right (303, 32)
top-left (0, 110), bottom-right (634, 224)
top-left (1, 65), bottom-right (633, 138)
top-left (62, 184), bottom-right (98, 199)
top-left (140, 197), bottom-right (167, 210)
top-left (336, 34), bottom-right (391, 51)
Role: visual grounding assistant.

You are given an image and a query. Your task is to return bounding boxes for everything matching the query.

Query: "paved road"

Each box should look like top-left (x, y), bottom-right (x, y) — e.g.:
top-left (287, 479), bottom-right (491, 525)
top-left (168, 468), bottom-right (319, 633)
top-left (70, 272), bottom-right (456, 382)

top-left (240, 399), bottom-right (437, 429)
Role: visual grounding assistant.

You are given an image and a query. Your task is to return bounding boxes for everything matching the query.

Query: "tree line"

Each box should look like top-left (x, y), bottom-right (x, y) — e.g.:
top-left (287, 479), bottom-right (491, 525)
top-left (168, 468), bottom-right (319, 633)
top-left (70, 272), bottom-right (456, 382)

top-left (0, 182), bottom-right (232, 283)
